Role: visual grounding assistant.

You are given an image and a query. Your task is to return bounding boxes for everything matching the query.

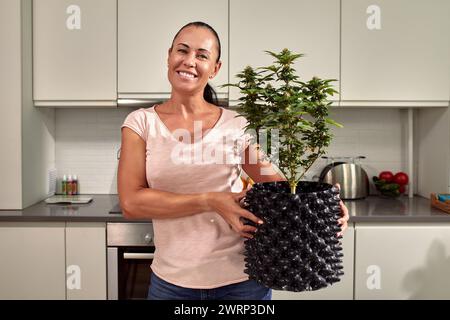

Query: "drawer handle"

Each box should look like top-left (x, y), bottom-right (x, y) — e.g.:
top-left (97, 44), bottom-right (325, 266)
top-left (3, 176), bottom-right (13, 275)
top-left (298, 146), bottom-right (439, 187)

top-left (123, 253), bottom-right (154, 260)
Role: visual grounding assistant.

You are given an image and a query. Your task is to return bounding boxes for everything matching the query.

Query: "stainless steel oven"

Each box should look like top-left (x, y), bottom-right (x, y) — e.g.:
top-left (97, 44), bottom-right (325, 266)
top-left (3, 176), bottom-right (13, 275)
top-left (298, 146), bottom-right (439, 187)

top-left (107, 222), bottom-right (154, 300)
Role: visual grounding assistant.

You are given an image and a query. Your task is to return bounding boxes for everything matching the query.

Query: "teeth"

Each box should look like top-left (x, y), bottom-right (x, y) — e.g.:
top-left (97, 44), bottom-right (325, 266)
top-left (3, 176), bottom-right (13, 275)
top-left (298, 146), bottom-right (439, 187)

top-left (179, 71), bottom-right (196, 78)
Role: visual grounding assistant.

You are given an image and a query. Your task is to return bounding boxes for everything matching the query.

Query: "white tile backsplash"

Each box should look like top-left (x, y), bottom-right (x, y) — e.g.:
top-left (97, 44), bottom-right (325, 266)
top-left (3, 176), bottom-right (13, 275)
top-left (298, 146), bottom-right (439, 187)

top-left (55, 107), bottom-right (408, 195)
top-left (55, 108), bottom-right (135, 194)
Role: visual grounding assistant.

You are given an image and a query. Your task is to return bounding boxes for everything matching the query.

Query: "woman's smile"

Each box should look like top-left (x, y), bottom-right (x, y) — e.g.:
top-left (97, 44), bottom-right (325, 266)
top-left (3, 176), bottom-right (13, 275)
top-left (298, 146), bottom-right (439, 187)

top-left (176, 70), bottom-right (198, 81)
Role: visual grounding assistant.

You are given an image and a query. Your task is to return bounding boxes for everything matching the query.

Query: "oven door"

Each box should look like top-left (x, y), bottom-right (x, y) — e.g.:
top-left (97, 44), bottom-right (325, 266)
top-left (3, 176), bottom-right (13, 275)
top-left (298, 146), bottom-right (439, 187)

top-left (108, 246), bottom-right (155, 300)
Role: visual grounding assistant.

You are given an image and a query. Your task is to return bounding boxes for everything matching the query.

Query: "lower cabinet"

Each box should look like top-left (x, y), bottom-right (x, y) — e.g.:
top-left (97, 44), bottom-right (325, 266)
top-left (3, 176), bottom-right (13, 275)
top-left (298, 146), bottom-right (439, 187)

top-left (272, 225), bottom-right (354, 300)
top-left (0, 222), bottom-right (66, 299)
top-left (0, 221), bottom-right (106, 300)
top-left (354, 223), bottom-right (450, 300)
top-left (66, 222), bottom-right (107, 300)
top-left (4, 221), bottom-right (450, 299)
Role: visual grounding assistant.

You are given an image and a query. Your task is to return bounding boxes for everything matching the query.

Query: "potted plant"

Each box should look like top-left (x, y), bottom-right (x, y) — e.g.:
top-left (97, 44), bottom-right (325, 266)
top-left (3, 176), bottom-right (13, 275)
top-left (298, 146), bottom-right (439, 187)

top-left (223, 49), bottom-right (344, 292)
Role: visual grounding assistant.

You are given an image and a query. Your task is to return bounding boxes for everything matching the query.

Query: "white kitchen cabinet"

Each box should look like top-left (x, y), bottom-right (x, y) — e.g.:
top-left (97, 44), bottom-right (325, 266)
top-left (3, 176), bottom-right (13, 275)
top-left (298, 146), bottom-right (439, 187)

top-left (354, 223), bottom-right (450, 299)
top-left (229, 0), bottom-right (340, 106)
top-left (0, 222), bottom-right (107, 300)
top-left (0, 222), bottom-right (66, 300)
top-left (118, 0), bottom-right (228, 102)
top-left (66, 222), bottom-right (107, 300)
top-left (33, 0), bottom-right (117, 107)
top-left (272, 224), bottom-right (354, 300)
top-left (341, 0), bottom-right (450, 107)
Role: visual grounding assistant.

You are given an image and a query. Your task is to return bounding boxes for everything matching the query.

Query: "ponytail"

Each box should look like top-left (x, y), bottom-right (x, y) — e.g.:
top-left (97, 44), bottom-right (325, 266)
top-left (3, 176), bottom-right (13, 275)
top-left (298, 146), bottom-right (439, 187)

top-left (204, 83), bottom-right (219, 106)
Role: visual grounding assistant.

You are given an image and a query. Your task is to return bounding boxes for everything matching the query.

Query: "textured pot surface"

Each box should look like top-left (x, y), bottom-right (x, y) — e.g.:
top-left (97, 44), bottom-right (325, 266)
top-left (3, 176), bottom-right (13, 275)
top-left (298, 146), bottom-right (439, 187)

top-left (243, 181), bottom-right (344, 292)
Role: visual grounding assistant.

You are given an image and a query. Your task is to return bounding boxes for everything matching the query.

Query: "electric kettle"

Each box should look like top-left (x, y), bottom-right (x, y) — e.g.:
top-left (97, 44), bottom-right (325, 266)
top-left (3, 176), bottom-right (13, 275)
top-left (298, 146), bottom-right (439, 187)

top-left (319, 156), bottom-right (369, 200)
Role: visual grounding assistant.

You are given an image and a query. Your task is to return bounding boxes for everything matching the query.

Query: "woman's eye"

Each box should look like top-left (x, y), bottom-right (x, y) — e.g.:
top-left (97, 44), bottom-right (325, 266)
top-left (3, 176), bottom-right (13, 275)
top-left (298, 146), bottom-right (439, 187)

top-left (177, 49), bottom-right (187, 53)
top-left (198, 54), bottom-right (208, 60)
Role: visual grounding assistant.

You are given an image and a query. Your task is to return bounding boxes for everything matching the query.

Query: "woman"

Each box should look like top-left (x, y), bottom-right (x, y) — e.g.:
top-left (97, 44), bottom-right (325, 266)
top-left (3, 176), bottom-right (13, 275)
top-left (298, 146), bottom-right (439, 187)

top-left (118, 21), bottom-right (349, 300)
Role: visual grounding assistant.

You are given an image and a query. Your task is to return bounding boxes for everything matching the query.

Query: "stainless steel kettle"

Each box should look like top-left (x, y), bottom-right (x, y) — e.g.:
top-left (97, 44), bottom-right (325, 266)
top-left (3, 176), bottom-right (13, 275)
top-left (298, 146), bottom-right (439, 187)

top-left (319, 157), bottom-right (369, 200)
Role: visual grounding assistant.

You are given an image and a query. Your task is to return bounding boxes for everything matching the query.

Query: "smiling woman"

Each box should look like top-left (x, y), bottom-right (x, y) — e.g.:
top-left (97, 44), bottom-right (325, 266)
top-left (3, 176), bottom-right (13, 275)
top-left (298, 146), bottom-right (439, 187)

top-left (167, 22), bottom-right (222, 105)
top-left (117, 21), bottom-right (284, 301)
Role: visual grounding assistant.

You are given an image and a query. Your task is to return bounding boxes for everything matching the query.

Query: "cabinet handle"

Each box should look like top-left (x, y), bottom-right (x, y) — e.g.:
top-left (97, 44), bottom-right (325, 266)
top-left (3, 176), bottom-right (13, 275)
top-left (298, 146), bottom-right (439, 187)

top-left (123, 253), bottom-right (154, 260)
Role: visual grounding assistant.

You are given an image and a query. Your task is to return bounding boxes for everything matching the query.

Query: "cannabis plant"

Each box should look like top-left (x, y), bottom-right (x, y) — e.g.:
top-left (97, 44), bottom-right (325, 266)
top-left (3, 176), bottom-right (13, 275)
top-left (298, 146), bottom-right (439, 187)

top-left (225, 49), bottom-right (342, 194)
top-left (222, 49), bottom-right (345, 292)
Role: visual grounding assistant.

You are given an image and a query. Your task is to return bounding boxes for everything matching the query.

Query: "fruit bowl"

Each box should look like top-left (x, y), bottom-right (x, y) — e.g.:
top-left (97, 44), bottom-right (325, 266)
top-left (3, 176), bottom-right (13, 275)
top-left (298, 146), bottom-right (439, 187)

top-left (373, 176), bottom-right (403, 198)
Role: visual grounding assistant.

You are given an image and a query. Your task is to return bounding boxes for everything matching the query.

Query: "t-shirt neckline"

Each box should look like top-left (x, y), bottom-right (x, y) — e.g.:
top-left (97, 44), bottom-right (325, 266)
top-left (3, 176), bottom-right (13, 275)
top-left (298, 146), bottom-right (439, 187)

top-left (152, 105), bottom-right (225, 145)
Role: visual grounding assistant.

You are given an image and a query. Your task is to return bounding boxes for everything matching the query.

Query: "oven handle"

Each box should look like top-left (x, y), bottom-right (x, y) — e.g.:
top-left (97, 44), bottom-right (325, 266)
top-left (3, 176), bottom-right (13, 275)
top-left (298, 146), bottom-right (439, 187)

top-left (123, 252), bottom-right (155, 260)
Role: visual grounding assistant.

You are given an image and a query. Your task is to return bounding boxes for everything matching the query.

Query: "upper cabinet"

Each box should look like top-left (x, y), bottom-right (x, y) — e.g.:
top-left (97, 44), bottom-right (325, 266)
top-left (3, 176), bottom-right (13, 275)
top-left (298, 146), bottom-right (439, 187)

top-left (341, 0), bottom-right (450, 107)
top-left (229, 0), bottom-right (340, 105)
top-left (33, 0), bottom-right (117, 107)
top-left (31, 1), bottom-right (449, 108)
top-left (118, 0), bottom-right (229, 102)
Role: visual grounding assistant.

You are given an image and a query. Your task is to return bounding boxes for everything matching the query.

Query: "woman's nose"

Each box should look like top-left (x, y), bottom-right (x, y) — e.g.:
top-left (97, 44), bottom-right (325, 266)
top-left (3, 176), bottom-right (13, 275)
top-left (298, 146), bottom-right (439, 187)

top-left (183, 52), bottom-right (196, 67)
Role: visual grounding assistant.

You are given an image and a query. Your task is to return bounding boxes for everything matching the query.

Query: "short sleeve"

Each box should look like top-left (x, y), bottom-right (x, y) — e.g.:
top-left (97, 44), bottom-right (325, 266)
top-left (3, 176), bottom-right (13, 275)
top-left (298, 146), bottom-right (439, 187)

top-left (121, 108), bottom-right (148, 142)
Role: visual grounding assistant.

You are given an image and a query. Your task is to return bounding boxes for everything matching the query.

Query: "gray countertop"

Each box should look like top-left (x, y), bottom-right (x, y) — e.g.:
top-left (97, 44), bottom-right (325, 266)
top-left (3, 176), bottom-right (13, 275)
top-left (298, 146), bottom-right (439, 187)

top-left (0, 194), bottom-right (449, 223)
top-left (0, 195), bottom-right (148, 222)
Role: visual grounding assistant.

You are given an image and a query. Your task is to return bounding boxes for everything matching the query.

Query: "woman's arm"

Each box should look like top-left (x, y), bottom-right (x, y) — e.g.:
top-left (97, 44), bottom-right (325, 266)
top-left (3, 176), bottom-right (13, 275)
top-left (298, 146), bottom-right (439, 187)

top-left (118, 128), bottom-right (209, 219)
top-left (118, 128), bottom-right (262, 237)
top-left (241, 143), bottom-right (286, 183)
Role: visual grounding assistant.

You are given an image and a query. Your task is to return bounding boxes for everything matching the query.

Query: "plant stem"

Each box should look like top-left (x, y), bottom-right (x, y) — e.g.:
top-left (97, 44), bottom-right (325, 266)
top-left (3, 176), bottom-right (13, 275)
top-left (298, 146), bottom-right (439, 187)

top-left (290, 181), bottom-right (297, 194)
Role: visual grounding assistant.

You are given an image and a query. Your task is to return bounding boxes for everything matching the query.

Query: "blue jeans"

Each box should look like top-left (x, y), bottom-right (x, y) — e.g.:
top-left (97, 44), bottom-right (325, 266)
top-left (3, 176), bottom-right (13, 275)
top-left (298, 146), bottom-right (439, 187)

top-left (147, 272), bottom-right (272, 300)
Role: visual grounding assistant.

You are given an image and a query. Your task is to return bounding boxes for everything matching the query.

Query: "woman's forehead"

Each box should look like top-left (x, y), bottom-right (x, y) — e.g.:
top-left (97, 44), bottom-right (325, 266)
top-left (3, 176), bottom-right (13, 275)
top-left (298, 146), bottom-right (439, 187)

top-left (173, 26), bottom-right (217, 52)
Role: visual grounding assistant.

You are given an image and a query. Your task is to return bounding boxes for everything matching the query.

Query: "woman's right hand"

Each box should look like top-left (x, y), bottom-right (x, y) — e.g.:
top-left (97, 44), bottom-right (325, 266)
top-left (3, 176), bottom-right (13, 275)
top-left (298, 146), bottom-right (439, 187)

top-left (206, 190), bottom-right (263, 239)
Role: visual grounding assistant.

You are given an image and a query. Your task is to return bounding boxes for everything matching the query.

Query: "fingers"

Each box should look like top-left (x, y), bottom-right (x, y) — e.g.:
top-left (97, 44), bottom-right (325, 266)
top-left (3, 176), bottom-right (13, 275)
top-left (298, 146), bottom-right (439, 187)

top-left (239, 224), bottom-right (258, 239)
top-left (339, 200), bottom-right (349, 221)
top-left (235, 189), bottom-right (248, 202)
top-left (240, 232), bottom-right (255, 239)
top-left (241, 224), bottom-right (258, 233)
top-left (337, 200), bottom-right (349, 237)
top-left (337, 221), bottom-right (348, 237)
top-left (241, 209), bottom-right (264, 225)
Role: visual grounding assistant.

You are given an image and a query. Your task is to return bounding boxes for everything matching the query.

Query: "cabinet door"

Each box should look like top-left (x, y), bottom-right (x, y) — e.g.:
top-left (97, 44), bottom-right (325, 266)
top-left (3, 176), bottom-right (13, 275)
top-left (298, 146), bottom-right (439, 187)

top-left (341, 0), bottom-right (450, 106)
top-left (272, 225), bottom-right (354, 300)
top-left (355, 223), bottom-right (450, 299)
top-left (33, 0), bottom-right (117, 107)
top-left (66, 222), bottom-right (107, 300)
top-left (0, 222), bottom-right (66, 299)
top-left (118, 0), bottom-right (228, 101)
top-left (229, 0), bottom-right (340, 105)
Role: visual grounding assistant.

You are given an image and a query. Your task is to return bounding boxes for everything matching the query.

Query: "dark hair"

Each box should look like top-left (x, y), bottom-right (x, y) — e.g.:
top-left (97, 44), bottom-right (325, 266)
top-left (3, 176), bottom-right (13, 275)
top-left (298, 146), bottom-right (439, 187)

top-left (171, 21), bottom-right (221, 106)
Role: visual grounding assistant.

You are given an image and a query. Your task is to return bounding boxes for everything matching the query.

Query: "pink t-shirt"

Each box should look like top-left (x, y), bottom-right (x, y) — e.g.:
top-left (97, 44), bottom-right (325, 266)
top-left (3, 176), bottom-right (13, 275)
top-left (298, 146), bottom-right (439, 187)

top-left (121, 105), bottom-right (252, 288)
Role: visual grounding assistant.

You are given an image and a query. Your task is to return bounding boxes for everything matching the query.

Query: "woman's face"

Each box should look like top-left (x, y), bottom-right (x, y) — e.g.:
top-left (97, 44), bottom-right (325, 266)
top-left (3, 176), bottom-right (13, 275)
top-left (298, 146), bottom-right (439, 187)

top-left (167, 26), bottom-right (222, 96)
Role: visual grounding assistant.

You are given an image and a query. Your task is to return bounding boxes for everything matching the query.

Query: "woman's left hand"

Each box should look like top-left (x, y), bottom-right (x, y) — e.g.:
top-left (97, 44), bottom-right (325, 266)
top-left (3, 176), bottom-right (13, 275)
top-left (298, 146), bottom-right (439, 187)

top-left (335, 183), bottom-right (349, 237)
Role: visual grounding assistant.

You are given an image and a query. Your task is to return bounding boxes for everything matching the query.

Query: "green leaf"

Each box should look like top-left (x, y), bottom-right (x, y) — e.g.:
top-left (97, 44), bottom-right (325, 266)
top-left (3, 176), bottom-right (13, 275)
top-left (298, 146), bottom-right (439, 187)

top-left (325, 118), bottom-right (343, 128)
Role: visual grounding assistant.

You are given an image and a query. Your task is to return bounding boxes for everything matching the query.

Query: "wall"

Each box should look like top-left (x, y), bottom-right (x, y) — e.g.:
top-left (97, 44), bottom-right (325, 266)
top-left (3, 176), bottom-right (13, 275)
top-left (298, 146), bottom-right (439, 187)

top-left (416, 108), bottom-right (450, 197)
top-left (55, 107), bottom-right (408, 195)
top-left (309, 108), bottom-right (409, 195)
top-left (21, 0), bottom-right (56, 207)
top-left (55, 108), bottom-right (134, 194)
top-left (0, 0), bottom-right (23, 208)
top-left (0, 0), bottom-right (55, 209)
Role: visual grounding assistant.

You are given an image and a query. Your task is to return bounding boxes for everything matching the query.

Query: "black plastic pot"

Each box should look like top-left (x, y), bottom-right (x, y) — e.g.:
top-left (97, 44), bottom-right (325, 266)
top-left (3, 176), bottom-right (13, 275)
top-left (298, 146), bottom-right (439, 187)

top-left (243, 181), bottom-right (344, 292)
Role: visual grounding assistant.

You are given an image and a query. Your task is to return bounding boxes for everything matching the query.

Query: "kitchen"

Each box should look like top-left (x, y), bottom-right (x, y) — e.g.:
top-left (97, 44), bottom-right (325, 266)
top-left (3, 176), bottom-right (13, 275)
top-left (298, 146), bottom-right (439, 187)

top-left (0, 0), bottom-right (449, 300)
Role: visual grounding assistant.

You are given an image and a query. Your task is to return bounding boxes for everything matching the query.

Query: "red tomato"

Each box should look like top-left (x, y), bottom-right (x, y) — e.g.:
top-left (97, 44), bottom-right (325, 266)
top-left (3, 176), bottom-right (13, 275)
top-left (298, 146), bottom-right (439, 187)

top-left (394, 172), bottom-right (409, 185)
top-left (399, 185), bottom-right (406, 194)
top-left (379, 171), bottom-right (394, 182)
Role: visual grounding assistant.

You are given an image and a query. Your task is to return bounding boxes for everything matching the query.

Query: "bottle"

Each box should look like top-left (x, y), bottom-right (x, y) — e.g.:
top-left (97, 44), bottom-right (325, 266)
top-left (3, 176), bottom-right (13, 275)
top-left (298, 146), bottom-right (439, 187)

top-left (67, 175), bottom-right (73, 195)
top-left (62, 175), bottom-right (67, 195)
top-left (73, 175), bottom-right (78, 195)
